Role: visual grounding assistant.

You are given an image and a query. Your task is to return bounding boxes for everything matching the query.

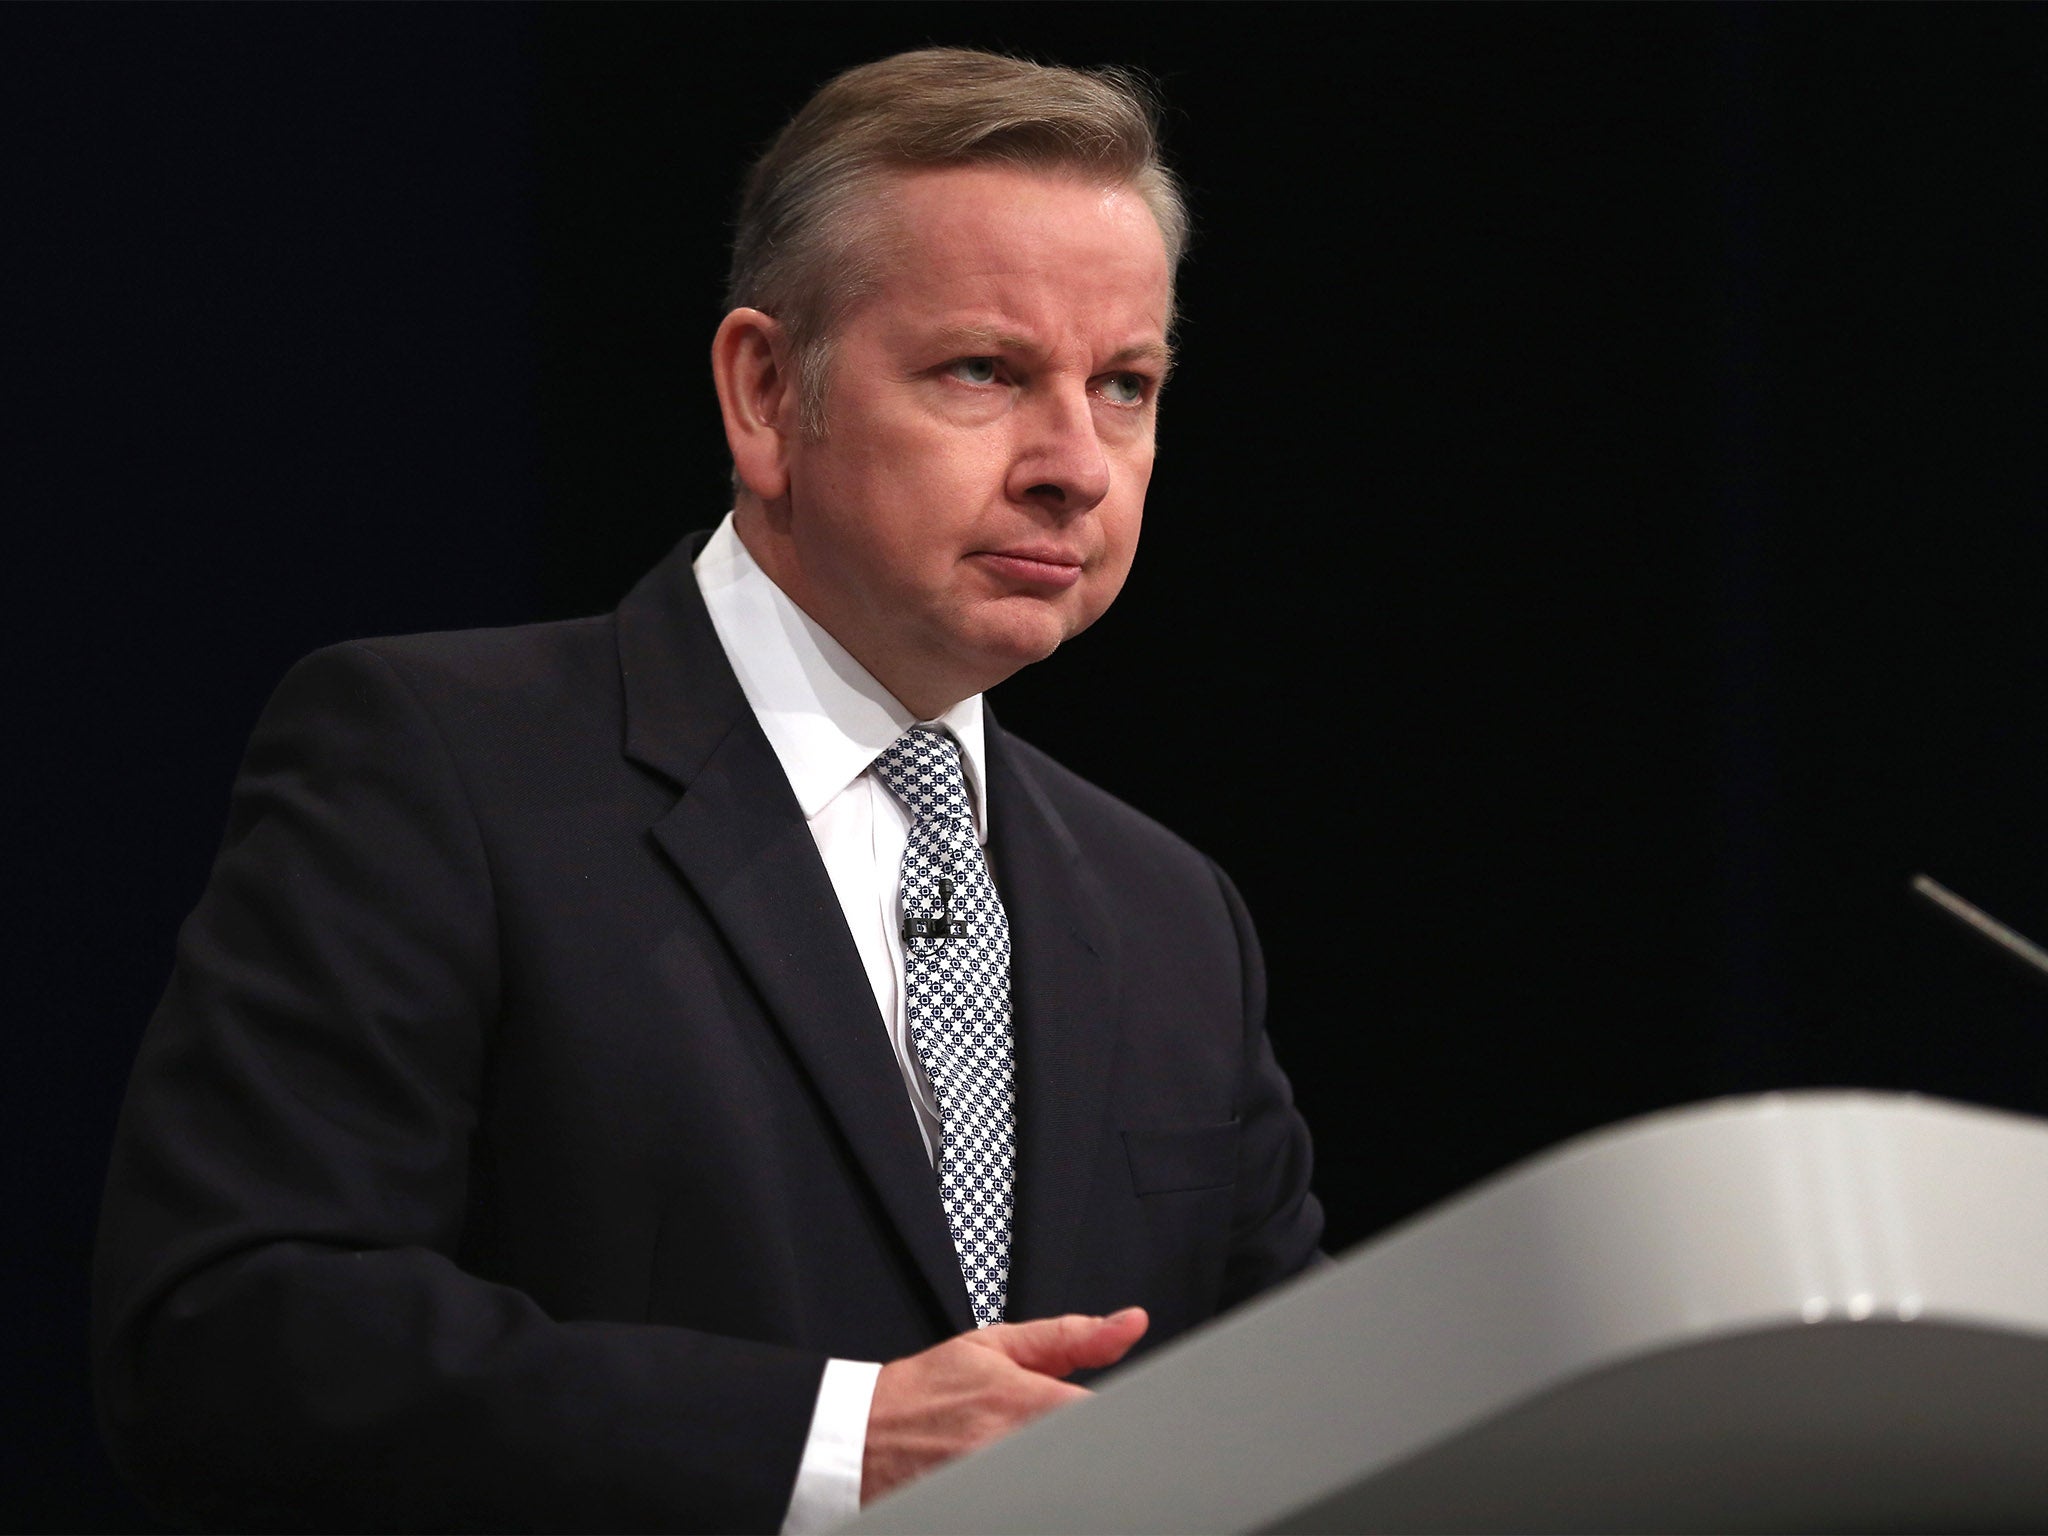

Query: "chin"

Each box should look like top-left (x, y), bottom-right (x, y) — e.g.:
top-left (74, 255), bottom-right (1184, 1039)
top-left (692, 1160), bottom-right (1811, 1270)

top-left (953, 629), bottom-right (1067, 693)
top-left (945, 586), bottom-right (1114, 688)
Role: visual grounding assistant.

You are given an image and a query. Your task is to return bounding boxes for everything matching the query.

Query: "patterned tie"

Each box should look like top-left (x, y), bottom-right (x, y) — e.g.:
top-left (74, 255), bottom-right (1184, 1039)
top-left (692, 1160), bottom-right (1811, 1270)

top-left (872, 726), bottom-right (1015, 1328)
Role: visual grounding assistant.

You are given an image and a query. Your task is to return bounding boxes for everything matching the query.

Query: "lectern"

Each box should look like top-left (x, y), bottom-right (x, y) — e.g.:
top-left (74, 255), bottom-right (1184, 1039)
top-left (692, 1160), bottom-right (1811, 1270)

top-left (847, 1091), bottom-right (2048, 1533)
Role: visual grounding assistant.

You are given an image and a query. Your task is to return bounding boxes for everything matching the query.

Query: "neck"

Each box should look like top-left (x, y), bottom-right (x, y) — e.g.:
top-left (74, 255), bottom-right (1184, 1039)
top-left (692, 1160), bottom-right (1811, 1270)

top-left (731, 500), bottom-right (975, 722)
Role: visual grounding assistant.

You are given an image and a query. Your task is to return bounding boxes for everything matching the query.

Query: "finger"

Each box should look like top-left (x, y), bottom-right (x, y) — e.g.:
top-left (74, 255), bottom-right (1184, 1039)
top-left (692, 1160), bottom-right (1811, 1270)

top-left (997, 1374), bottom-right (1094, 1416)
top-left (977, 1308), bottom-right (1150, 1378)
top-left (1082, 1305), bottom-right (1148, 1368)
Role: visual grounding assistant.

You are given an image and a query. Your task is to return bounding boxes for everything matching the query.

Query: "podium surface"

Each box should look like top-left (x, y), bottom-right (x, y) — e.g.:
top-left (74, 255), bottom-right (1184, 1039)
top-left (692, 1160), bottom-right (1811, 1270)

top-left (849, 1091), bottom-right (2048, 1533)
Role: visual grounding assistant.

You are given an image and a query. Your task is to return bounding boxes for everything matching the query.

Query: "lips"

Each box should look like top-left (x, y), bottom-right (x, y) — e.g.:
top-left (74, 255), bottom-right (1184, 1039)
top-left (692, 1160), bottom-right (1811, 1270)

top-left (973, 546), bottom-right (1086, 590)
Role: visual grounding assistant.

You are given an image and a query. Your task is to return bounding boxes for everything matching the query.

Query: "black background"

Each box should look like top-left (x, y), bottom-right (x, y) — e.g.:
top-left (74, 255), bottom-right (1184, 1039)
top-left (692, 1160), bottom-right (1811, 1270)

top-left (9, 4), bottom-right (2047, 1528)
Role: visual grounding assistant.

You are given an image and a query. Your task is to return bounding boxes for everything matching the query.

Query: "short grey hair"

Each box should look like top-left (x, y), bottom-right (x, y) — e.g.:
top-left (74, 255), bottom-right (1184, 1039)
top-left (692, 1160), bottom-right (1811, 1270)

top-left (725, 47), bottom-right (1188, 438)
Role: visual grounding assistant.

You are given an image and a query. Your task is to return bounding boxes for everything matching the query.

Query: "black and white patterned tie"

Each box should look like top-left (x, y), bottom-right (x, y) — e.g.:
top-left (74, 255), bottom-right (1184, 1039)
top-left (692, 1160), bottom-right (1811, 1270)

top-left (872, 726), bottom-right (1015, 1328)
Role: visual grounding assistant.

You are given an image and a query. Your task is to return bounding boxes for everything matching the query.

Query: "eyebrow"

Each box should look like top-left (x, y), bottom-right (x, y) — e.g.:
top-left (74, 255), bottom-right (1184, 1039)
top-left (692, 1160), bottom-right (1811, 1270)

top-left (1107, 340), bottom-right (1176, 377)
top-left (932, 325), bottom-right (1176, 378)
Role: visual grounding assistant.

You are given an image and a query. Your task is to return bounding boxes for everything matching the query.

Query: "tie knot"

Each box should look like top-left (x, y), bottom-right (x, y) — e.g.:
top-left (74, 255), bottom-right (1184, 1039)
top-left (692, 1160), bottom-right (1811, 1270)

top-left (873, 727), bottom-right (975, 827)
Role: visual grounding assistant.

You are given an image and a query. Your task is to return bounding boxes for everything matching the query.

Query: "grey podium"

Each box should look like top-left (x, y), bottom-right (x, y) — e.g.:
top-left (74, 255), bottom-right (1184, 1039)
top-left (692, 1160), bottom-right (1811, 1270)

top-left (847, 1091), bottom-right (2048, 1533)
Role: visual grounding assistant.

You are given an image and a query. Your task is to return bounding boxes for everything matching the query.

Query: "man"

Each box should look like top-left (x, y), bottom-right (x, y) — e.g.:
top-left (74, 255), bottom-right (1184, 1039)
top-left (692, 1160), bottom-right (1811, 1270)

top-left (94, 47), bottom-right (1323, 1532)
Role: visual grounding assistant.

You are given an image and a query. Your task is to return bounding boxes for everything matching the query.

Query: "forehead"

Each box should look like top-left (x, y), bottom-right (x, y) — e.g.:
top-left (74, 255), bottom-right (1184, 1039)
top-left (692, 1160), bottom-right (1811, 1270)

top-left (852, 163), bottom-right (1173, 349)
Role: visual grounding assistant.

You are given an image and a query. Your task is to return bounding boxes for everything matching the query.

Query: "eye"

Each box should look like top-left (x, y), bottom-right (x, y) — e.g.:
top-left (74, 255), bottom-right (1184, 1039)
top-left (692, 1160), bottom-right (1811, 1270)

top-left (1099, 372), bottom-right (1148, 407)
top-left (947, 357), bottom-right (1000, 385)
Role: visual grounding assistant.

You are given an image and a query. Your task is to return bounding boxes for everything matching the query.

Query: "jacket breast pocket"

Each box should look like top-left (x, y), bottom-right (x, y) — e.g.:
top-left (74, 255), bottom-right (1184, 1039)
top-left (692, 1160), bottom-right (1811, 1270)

top-left (1122, 1121), bottom-right (1240, 1195)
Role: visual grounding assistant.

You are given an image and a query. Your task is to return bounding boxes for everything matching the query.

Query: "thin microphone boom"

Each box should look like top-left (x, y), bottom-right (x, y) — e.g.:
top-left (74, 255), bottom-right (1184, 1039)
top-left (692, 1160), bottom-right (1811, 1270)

top-left (1909, 873), bottom-right (2048, 987)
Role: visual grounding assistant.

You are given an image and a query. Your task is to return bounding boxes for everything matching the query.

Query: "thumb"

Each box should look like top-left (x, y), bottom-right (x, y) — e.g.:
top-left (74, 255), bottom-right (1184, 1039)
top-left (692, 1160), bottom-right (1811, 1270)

top-left (977, 1308), bottom-right (1150, 1378)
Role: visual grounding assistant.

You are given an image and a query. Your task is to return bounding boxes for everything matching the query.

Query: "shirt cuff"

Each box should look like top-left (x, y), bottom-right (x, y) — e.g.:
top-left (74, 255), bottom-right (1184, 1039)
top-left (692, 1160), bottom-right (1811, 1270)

top-left (781, 1356), bottom-right (883, 1533)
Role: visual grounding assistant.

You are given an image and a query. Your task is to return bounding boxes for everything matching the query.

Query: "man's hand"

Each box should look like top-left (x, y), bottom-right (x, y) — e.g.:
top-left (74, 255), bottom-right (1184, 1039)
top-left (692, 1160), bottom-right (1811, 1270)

top-left (861, 1308), bottom-right (1149, 1505)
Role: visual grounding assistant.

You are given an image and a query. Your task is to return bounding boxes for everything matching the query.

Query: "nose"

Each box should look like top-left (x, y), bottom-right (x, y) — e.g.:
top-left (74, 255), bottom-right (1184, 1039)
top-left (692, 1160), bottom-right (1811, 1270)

top-left (1006, 383), bottom-right (1110, 516)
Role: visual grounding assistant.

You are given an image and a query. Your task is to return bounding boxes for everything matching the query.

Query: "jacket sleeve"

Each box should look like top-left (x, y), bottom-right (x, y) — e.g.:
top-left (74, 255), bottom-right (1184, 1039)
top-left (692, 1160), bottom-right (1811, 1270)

top-left (1211, 861), bottom-right (1328, 1308)
top-left (91, 642), bottom-right (824, 1534)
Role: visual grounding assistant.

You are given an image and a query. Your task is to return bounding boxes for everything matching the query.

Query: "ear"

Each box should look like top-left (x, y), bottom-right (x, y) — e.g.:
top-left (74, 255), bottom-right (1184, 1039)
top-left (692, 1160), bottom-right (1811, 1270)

top-left (711, 307), bottom-right (799, 503)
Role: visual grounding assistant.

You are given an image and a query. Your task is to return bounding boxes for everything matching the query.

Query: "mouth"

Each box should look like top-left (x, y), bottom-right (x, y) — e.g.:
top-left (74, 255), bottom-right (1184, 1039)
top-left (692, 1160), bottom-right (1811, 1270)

top-left (972, 547), bottom-right (1086, 591)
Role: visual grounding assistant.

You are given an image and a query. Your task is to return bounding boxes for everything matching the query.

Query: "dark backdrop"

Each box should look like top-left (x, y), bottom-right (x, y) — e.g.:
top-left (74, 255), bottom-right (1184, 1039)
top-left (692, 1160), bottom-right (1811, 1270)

top-left (10, 4), bottom-right (2046, 1528)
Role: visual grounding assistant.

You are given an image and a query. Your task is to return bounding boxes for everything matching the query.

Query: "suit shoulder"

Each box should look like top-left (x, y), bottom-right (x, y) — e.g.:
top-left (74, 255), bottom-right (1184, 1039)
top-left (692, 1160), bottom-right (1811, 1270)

top-left (268, 614), bottom-right (616, 716)
top-left (999, 731), bottom-right (1222, 882)
top-left (257, 616), bottom-right (625, 776)
top-left (345, 613), bottom-right (616, 696)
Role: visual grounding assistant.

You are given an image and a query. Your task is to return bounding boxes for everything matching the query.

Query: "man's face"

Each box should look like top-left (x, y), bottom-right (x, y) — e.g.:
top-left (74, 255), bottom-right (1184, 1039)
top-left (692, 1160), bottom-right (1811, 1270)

top-left (765, 163), bottom-right (1172, 718)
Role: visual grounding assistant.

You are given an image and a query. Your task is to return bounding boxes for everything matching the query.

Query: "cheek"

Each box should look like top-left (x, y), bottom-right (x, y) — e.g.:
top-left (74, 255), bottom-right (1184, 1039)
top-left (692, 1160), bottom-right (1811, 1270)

top-left (865, 421), bottom-right (1000, 522)
top-left (1079, 501), bottom-right (1144, 622)
top-left (1102, 485), bottom-right (1145, 570)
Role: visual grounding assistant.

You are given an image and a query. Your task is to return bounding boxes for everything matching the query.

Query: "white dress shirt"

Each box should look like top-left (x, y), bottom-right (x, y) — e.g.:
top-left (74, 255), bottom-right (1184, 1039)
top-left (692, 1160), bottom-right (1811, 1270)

top-left (693, 514), bottom-right (991, 1533)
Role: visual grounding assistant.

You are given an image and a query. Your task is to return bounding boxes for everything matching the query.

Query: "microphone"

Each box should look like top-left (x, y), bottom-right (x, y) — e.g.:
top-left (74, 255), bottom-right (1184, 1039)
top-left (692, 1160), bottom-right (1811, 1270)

top-left (903, 876), bottom-right (968, 943)
top-left (1908, 873), bottom-right (2048, 988)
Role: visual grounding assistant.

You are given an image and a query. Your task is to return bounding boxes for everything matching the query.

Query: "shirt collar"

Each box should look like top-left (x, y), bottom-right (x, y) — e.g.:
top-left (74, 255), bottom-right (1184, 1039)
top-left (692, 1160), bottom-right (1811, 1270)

top-left (692, 513), bottom-right (990, 839)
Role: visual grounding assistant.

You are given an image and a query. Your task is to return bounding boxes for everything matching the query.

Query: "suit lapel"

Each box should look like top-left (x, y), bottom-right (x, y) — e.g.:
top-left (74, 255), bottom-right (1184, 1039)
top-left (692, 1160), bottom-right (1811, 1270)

top-left (985, 721), bottom-right (1122, 1322)
top-left (616, 539), bottom-right (975, 1334)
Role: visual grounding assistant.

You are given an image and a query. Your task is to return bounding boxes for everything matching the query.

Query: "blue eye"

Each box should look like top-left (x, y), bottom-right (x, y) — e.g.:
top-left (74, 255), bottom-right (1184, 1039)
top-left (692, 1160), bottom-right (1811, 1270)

top-left (1100, 373), bottom-right (1145, 406)
top-left (950, 357), bottom-right (999, 385)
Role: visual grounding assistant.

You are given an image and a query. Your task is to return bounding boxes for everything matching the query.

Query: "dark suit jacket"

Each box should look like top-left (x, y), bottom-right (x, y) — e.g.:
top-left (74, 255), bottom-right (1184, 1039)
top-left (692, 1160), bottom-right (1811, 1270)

top-left (92, 534), bottom-right (1324, 1532)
